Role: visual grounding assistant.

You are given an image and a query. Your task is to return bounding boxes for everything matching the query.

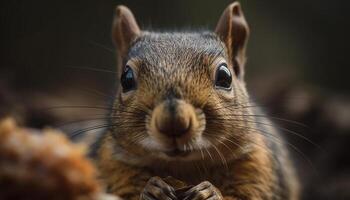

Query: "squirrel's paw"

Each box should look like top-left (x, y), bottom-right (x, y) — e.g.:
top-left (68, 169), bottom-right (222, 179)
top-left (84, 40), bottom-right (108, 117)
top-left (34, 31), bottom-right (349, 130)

top-left (179, 181), bottom-right (223, 200)
top-left (140, 176), bottom-right (178, 200)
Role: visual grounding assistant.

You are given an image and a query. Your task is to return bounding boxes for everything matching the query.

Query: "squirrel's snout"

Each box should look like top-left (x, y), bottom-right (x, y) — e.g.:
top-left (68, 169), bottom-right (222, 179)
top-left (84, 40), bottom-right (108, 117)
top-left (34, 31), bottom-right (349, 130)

top-left (155, 110), bottom-right (191, 138)
top-left (151, 99), bottom-right (196, 138)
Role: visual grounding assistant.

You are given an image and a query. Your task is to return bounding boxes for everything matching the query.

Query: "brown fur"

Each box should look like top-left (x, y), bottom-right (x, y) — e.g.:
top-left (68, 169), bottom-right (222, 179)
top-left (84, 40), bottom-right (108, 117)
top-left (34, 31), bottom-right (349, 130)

top-left (94, 2), bottom-right (299, 200)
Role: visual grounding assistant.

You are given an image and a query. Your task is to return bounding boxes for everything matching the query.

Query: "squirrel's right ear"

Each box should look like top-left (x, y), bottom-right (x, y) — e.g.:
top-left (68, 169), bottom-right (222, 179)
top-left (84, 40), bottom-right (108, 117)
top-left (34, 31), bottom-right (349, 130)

top-left (215, 2), bottom-right (249, 79)
top-left (112, 5), bottom-right (141, 58)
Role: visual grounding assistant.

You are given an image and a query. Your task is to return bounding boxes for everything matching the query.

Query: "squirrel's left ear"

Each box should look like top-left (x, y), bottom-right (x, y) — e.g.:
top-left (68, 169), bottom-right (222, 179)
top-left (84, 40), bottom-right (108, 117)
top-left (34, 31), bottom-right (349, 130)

top-left (215, 2), bottom-right (249, 79)
top-left (112, 5), bottom-right (141, 58)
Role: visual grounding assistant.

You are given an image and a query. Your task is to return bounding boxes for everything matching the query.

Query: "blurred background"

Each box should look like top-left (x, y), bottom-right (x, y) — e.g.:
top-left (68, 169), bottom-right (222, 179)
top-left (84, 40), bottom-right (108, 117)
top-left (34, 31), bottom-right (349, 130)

top-left (0, 0), bottom-right (349, 199)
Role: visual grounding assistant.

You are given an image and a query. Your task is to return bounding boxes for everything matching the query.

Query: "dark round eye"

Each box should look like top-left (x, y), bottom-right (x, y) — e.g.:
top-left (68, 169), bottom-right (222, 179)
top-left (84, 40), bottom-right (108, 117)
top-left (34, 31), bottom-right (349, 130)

top-left (121, 65), bottom-right (136, 92)
top-left (215, 63), bottom-right (232, 90)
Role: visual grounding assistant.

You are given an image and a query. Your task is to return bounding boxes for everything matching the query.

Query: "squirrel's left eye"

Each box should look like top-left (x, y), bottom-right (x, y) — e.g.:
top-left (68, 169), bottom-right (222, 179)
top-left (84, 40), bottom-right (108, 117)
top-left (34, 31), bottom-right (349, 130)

top-left (214, 63), bottom-right (232, 90)
top-left (121, 65), bottom-right (136, 92)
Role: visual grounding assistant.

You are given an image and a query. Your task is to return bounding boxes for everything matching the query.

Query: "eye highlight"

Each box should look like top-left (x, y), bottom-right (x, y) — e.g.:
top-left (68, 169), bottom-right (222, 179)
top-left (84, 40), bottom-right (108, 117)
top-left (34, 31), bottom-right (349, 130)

top-left (214, 63), bottom-right (232, 90)
top-left (121, 65), bottom-right (136, 92)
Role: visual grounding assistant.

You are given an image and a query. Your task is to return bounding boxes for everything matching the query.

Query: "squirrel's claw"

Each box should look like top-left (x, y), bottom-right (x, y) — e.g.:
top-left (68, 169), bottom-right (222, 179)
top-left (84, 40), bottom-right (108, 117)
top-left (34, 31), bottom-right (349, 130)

top-left (140, 176), bottom-right (178, 200)
top-left (179, 181), bottom-right (223, 200)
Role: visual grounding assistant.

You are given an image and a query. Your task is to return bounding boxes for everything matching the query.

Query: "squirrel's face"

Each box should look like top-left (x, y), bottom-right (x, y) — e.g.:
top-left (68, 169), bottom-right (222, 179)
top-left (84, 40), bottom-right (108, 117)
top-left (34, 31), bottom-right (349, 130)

top-left (109, 3), bottom-right (251, 162)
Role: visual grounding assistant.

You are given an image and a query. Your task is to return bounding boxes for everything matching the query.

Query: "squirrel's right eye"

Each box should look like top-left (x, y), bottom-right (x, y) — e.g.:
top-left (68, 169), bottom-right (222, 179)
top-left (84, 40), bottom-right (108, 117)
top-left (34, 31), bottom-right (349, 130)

top-left (121, 65), bottom-right (136, 92)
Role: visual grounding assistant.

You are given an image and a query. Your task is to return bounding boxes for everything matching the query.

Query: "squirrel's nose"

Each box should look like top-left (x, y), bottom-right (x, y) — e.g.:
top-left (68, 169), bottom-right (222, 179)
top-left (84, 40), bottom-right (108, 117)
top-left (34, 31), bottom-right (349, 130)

top-left (155, 111), bottom-right (191, 137)
top-left (152, 99), bottom-right (194, 138)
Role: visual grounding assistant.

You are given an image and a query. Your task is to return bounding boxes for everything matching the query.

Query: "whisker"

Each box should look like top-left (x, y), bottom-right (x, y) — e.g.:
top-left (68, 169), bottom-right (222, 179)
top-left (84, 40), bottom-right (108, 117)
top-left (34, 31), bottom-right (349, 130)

top-left (212, 122), bottom-right (318, 174)
top-left (55, 117), bottom-right (110, 128)
top-left (88, 40), bottom-right (114, 53)
top-left (63, 65), bottom-right (117, 74)
top-left (208, 113), bottom-right (307, 128)
top-left (44, 105), bottom-right (114, 111)
top-left (215, 135), bottom-right (245, 153)
top-left (45, 105), bottom-right (149, 117)
top-left (207, 139), bottom-right (228, 170)
top-left (69, 124), bottom-right (114, 138)
top-left (212, 136), bottom-right (238, 160)
top-left (209, 118), bottom-right (319, 149)
top-left (204, 145), bottom-right (214, 162)
top-left (78, 86), bottom-right (113, 99)
top-left (195, 142), bottom-right (205, 161)
top-left (203, 130), bottom-right (271, 157)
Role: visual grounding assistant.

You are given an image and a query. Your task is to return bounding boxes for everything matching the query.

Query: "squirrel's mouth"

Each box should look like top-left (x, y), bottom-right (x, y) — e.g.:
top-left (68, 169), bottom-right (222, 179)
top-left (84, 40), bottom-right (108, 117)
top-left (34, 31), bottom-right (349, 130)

top-left (162, 138), bottom-right (193, 157)
top-left (164, 148), bottom-right (190, 157)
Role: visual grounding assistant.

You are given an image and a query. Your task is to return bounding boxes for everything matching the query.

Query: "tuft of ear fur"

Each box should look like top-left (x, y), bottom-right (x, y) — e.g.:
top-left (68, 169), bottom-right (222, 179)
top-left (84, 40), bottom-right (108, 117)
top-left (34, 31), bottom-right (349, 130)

top-left (215, 2), bottom-right (249, 79)
top-left (112, 5), bottom-right (141, 59)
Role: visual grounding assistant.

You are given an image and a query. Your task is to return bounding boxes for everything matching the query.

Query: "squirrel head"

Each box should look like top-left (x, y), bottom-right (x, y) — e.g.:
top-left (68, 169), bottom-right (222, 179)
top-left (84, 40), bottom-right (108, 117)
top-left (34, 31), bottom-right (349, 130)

top-left (109, 3), bottom-right (253, 162)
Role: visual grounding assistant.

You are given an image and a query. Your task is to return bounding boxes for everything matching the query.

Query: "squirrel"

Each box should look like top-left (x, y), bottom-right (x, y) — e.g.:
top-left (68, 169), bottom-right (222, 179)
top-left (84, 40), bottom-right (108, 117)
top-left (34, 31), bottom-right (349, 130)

top-left (93, 2), bottom-right (300, 200)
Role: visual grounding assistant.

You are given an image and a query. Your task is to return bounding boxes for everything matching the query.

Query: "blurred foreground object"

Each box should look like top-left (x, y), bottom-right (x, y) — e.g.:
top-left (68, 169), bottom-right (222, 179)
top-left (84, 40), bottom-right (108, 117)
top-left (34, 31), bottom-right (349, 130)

top-left (0, 117), bottom-right (117, 200)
